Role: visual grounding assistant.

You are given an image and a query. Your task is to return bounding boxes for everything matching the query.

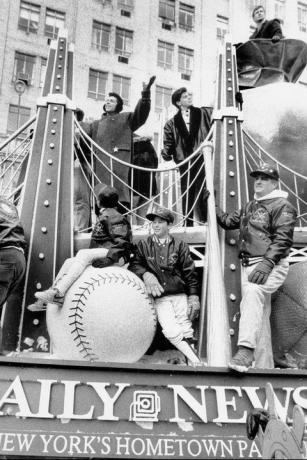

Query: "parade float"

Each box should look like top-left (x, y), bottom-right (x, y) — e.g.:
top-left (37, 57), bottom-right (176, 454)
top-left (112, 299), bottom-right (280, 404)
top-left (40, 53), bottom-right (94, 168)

top-left (0, 31), bottom-right (307, 459)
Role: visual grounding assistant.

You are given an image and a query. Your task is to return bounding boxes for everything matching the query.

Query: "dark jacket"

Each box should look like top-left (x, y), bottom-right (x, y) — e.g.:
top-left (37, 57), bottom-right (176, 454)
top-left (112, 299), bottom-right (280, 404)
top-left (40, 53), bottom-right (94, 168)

top-left (90, 207), bottom-right (133, 263)
top-left (217, 192), bottom-right (297, 264)
top-left (132, 136), bottom-right (158, 197)
top-left (161, 106), bottom-right (212, 164)
top-left (0, 198), bottom-right (26, 251)
top-left (129, 235), bottom-right (199, 297)
top-left (82, 90), bottom-right (151, 203)
top-left (250, 19), bottom-right (283, 40)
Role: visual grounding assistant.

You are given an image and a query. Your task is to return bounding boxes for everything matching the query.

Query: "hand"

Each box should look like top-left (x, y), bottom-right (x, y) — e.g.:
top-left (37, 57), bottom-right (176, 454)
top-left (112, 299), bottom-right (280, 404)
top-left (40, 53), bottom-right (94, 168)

top-left (187, 295), bottom-right (200, 321)
top-left (75, 108), bottom-right (84, 122)
top-left (248, 259), bottom-right (274, 285)
top-left (161, 150), bottom-right (172, 162)
top-left (202, 188), bottom-right (210, 202)
top-left (143, 271), bottom-right (164, 297)
top-left (143, 76), bottom-right (156, 92)
top-left (272, 35), bottom-right (280, 43)
top-left (107, 248), bottom-right (122, 263)
top-left (92, 257), bottom-right (113, 268)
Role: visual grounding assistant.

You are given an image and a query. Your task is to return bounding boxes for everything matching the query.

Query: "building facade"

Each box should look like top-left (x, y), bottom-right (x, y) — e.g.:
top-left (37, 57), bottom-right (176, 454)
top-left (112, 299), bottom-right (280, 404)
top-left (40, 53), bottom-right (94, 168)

top-left (0, 0), bottom-right (307, 149)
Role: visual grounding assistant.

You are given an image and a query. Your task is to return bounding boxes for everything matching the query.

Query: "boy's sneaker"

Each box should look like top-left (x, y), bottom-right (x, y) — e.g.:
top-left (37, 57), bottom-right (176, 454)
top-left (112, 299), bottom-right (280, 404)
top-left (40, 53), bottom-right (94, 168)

top-left (228, 346), bottom-right (254, 373)
top-left (27, 300), bottom-right (47, 312)
top-left (35, 288), bottom-right (64, 306)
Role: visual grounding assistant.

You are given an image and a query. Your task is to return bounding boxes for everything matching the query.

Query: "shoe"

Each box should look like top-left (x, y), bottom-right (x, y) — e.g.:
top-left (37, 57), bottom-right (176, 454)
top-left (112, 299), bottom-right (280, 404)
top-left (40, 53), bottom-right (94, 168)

top-left (35, 288), bottom-right (64, 306)
top-left (27, 300), bottom-right (47, 312)
top-left (228, 346), bottom-right (254, 373)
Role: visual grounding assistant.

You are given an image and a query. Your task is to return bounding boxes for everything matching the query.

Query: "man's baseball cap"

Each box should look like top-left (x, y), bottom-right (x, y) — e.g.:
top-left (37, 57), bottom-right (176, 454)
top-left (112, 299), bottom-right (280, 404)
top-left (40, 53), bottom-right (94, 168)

top-left (146, 205), bottom-right (174, 224)
top-left (250, 163), bottom-right (279, 180)
top-left (171, 87), bottom-right (187, 107)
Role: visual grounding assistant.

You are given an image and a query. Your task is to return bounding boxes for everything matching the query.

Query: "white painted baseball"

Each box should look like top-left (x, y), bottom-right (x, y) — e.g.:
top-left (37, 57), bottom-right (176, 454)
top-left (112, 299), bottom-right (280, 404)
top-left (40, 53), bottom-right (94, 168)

top-left (47, 266), bottom-right (157, 362)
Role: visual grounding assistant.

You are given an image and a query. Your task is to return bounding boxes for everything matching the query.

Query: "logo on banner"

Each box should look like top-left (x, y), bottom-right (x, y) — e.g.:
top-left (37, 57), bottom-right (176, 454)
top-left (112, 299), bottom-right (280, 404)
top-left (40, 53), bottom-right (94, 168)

top-left (129, 390), bottom-right (161, 422)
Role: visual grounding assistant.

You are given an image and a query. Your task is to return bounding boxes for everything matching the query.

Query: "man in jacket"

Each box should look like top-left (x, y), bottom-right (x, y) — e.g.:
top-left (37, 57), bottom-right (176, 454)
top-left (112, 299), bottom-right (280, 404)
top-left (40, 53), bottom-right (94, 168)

top-left (250, 5), bottom-right (284, 41)
top-left (0, 197), bottom-right (27, 353)
top-left (161, 88), bottom-right (212, 226)
top-left (82, 77), bottom-right (155, 213)
top-left (129, 204), bottom-right (202, 365)
top-left (217, 163), bottom-right (296, 371)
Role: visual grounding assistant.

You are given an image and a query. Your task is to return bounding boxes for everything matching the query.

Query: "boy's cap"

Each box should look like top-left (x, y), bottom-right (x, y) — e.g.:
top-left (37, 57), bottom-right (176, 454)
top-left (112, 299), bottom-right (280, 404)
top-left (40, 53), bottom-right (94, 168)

top-left (94, 183), bottom-right (119, 201)
top-left (146, 205), bottom-right (174, 224)
top-left (250, 163), bottom-right (279, 180)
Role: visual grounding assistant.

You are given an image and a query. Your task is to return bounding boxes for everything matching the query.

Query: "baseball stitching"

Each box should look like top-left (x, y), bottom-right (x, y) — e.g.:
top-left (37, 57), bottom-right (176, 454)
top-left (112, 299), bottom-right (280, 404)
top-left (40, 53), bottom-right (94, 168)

top-left (68, 270), bottom-right (156, 361)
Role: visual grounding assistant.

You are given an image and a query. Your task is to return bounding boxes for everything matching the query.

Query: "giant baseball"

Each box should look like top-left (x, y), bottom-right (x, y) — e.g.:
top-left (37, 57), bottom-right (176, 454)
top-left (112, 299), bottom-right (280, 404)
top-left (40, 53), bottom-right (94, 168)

top-left (47, 266), bottom-right (157, 362)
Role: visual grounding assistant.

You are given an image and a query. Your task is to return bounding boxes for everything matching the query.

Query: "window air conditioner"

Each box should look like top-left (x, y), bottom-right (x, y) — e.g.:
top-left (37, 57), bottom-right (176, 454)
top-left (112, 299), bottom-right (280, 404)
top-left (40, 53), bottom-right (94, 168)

top-left (118, 55), bottom-right (129, 64)
top-left (17, 72), bottom-right (30, 85)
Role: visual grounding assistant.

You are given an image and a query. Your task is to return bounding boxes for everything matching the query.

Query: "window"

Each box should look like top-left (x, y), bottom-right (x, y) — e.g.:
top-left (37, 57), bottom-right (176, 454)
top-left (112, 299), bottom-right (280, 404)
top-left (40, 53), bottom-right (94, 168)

top-left (274, 0), bottom-right (285, 23)
top-left (298, 2), bottom-right (307, 32)
top-left (115, 28), bottom-right (133, 56)
top-left (178, 47), bottom-right (194, 74)
top-left (179, 3), bottom-right (195, 31)
top-left (159, 0), bottom-right (175, 21)
top-left (92, 21), bottom-right (111, 51)
top-left (112, 75), bottom-right (130, 106)
top-left (39, 57), bottom-right (47, 88)
top-left (7, 105), bottom-right (31, 133)
top-left (18, 1), bottom-right (40, 33)
top-left (118, 0), bottom-right (134, 10)
top-left (157, 41), bottom-right (174, 69)
top-left (216, 15), bottom-right (229, 43)
top-left (155, 85), bottom-right (172, 112)
top-left (88, 69), bottom-right (108, 100)
top-left (45, 8), bottom-right (65, 39)
top-left (13, 52), bottom-right (35, 84)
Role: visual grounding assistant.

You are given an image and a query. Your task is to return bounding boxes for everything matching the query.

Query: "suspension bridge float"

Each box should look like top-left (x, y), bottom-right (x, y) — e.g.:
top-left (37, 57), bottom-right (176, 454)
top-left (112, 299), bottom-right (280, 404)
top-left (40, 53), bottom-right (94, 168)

top-left (0, 30), bottom-right (307, 459)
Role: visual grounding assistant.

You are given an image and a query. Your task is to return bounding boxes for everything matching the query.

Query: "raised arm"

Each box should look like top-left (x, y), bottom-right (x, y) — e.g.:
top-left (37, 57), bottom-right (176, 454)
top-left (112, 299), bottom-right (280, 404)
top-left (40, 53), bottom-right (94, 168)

top-left (129, 76), bottom-right (156, 132)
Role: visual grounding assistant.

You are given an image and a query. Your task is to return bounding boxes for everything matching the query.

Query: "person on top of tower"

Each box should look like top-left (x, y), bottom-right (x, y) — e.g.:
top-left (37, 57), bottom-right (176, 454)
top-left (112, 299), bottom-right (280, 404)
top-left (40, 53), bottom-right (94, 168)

top-left (28, 184), bottom-right (133, 310)
top-left (161, 87), bottom-right (212, 226)
top-left (81, 76), bottom-right (156, 214)
top-left (216, 163), bottom-right (296, 372)
top-left (128, 204), bottom-right (203, 366)
top-left (250, 5), bottom-right (284, 42)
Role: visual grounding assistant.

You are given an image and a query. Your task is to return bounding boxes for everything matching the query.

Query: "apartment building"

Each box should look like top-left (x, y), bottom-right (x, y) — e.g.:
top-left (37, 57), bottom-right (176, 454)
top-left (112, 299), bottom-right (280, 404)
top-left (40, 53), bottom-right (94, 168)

top-left (0, 0), bottom-right (306, 146)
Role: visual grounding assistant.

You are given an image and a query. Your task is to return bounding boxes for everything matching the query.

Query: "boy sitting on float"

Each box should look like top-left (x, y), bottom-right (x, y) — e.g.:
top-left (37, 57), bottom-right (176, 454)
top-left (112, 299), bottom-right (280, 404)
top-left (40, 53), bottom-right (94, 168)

top-left (129, 204), bottom-right (203, 366)
top-left (28, 184), bottom-right (132, 310)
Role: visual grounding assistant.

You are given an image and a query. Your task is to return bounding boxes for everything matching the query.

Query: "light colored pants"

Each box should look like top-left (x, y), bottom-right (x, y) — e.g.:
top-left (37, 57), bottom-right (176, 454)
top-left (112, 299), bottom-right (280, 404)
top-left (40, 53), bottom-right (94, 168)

top-left (239, 258), bottom-right (289, 369)
top-left (54, 248), bottom-right (109, 295)
top-left (154, 294), bottom-right (194, 346)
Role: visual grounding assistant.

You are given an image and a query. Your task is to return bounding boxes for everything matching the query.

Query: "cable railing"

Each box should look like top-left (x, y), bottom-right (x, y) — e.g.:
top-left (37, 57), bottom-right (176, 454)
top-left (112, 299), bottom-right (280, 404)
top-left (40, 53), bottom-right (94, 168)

top-left (0, 117), bottom-right (36, 200)
top-left (75, 119), bottom-right (213, 230)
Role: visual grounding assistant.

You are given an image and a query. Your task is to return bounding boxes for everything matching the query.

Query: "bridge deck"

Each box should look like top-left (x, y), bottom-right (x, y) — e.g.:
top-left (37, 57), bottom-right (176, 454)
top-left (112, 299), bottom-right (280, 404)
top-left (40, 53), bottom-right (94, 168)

top-left (75, 226), bottom-right (307, 250)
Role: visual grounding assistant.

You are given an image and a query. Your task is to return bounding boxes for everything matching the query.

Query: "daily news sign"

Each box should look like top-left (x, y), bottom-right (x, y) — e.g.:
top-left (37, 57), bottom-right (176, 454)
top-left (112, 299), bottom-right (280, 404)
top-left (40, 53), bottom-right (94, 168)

top-left (0, 359), bottom-right (306, 459)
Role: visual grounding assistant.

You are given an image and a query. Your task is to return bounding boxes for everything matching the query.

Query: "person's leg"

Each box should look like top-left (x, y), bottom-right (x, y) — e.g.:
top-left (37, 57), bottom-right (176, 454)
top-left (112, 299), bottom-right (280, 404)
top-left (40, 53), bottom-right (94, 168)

top-left (73, 165), bottom-right (91, 232)
top-left (194, 157), bottom-right (207, 223)
top-left (155, 295), bottom-right (200, 364)
top-left (172, 294), bottom-right (194, 340)
top-left (35, 248), bottom-right (109, 303)
top-left (238, 260), bottom-right (289, 369)
top-left (54, 248), bottom-right (109, 295)
top-left (179, 164), bottom-right (194, 227)
top-left (0, 249), bottom-right (26, 353)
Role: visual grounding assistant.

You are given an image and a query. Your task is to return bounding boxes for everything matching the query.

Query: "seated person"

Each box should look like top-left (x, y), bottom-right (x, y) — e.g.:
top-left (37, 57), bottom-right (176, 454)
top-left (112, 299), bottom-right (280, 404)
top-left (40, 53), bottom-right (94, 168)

top-left (29, 184), bottom-right (132, 310)
top-left (128, 204), bottom-right (202, 366)
top-left (250, 5), bottom-right (283, 42)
